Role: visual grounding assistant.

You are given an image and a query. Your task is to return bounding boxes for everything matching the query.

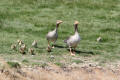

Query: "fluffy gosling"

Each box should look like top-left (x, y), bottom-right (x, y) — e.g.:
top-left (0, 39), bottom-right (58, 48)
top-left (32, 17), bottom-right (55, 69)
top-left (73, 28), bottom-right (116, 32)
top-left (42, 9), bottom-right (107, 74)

top-left (21, 44), bottom-right (26, 50)
top-left (97, 37), bottom-right (102, 42)
top-left (17, 40), bottom-right (24, 46)
top-left (11, 44), bottom-right (17, 50)
top-left (19, 44), bottom-right (26, 54)
top-left (32, 40), bottom-right (38, 48)
top-left (28, 48), bottom-right (35, 55)
top-left (46, 46), bottom-right (52, 52)
top-left (19, 47), bottom-right (26, 54)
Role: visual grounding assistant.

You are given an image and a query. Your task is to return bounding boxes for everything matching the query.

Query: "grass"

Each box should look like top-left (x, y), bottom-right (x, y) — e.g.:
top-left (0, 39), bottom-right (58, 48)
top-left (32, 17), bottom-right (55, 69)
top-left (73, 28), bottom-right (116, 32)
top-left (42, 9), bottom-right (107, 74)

top-left (0, 0), bottom-right (120, 66)
top-left (72, 59), bottom-right (83, 64)
top-left (7, 61), bottom-right (20, 68)
top-left (22, 59), bottom-right (29, 63)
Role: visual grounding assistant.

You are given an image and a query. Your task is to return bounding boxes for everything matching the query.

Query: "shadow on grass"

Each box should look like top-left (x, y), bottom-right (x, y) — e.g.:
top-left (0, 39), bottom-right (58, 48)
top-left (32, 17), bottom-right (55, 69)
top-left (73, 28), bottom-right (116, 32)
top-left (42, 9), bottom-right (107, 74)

top-left (75, 50), bottom-right (95, 55)
top-left (54, 45), bottom-right (66, 48)
top-left (66, 49), bottom-right (95, 55)
top-left (37, 45), bottom-right (66, 49)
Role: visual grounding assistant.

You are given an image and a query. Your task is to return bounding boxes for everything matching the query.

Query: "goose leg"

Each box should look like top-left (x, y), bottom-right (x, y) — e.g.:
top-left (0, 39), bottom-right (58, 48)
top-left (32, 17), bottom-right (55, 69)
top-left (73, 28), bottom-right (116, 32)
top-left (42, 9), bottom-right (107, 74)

top-left (48, 41), bottom-right (50, 47)
top-left (73, 48), bottom-right (76, 54)
top-left (47, 41), bottom-right (51, 52)
top-left (70, 47), bottom-right (75, 56)
top-left (52, 41), bottom-right (56, 48)
top-left (52, 44), bottom-right (55, 48)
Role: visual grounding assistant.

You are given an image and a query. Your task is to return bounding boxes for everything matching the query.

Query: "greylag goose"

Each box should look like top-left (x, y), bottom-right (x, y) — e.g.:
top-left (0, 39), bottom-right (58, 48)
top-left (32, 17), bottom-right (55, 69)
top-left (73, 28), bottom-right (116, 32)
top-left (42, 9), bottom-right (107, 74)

top-left (64, 21), bottom-right (80, 56)
top-left (32, 40), bottom-right (38, 48)
top-left (46, 20), bottom-right (63, 50)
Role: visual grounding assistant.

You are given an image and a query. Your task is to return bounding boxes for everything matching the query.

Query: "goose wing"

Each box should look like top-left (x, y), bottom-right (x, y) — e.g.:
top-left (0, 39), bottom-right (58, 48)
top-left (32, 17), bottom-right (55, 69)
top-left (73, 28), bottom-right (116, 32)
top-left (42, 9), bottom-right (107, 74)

top-left (64, 36), bottom-right (71, 43)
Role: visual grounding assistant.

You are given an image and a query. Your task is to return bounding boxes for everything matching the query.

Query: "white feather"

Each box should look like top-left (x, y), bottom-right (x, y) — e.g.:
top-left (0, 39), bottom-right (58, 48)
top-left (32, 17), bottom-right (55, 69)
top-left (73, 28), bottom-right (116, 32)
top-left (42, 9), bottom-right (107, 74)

top-left (67, 32), bottom-right (80, 48)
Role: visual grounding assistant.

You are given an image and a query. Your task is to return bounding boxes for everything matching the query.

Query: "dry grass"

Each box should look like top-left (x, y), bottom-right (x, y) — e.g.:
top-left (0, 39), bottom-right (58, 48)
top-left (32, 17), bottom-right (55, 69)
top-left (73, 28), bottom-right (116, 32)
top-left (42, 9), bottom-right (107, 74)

top-left (0, 62), bottom-right (120, 80)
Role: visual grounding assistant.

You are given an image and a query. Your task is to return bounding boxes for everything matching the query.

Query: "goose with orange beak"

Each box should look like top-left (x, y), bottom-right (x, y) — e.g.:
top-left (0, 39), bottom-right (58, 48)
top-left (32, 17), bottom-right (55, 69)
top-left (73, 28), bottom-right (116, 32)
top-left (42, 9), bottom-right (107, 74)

top-left (46, 20), bottom-right (63, 50)
top-left (64, 21), bottom-right (81, 56)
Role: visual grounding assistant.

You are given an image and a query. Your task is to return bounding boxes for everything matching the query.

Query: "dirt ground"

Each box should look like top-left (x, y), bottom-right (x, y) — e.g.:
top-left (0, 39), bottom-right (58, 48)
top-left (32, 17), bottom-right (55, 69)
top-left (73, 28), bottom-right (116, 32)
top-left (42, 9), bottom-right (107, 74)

top-left (0, 63), bottom-right (120, 80)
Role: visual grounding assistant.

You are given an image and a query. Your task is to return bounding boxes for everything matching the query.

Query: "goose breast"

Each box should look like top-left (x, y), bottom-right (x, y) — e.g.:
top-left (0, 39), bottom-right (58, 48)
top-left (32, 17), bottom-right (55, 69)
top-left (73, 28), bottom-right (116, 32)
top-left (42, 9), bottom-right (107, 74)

top-left (47, 30), bottom-right (58, 42)
top-left (67, 33), bottom-right (80, 47)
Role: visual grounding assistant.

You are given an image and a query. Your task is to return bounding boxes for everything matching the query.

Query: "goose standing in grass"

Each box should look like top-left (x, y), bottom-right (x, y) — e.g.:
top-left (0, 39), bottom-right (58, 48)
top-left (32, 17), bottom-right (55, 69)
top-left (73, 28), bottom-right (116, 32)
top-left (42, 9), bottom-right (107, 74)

top-left (46, 20), bottom-right (63, 50)
top-left (64, 21), bottom-right (80, 56)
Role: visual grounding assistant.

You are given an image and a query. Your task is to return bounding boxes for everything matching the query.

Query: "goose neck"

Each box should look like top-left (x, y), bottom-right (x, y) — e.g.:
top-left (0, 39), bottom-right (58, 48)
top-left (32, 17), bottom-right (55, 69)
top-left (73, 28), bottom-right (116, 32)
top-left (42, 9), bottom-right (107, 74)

top-left (56, 24), bottom-right (59, 28)
top-left (55, 24), bottom-right (59, 31)
top-left (74, 24), bottom-right (78, 32)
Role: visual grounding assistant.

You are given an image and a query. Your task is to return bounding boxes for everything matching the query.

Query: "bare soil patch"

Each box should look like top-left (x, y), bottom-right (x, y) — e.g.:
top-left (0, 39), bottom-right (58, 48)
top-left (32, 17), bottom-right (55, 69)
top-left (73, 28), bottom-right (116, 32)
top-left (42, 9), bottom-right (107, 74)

top-left (0, 63), bottom-right (120, 80)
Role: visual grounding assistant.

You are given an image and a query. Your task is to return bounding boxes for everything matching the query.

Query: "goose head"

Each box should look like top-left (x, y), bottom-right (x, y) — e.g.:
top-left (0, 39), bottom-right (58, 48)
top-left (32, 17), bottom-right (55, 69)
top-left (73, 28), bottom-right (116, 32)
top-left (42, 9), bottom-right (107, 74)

top-left (74, 21), bottom-right (79, 32)
top-left (56, 20), bottom-right (63, 28)
top-left (57, 20), bottom-right (63, 24)
top-left (74, 21), bottom-right (79, 25)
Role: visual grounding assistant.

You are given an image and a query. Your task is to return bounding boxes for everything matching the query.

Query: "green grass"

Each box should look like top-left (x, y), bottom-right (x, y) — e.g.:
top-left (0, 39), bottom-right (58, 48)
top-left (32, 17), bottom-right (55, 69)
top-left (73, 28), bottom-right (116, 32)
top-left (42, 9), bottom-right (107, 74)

top-left (72, 59), bottom-right (83, 64)
top-left (22, 59), bottom-right (29, 63)
top-left (0, 0), bottom-right (120, 66)
top-left (7, 61), bottom-right (20, 68)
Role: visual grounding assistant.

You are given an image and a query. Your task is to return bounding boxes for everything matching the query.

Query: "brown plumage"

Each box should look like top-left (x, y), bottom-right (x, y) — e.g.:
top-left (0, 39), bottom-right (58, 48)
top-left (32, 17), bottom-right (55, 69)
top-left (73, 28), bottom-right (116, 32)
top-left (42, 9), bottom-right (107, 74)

top-left (19, 44), bottom-right (26, 54)
top-left (11, 44), bottom-right (17, 50)
top-left (28, 48), bottom-right (35, 55)
top-left (19, 47), bottom-right (26, 54)
top-left (17, 40), bottom-right (24, 46)
top-left (21, 44), bottom-right (26, 50)
top-left (46, 46), bottom-right (52, 52)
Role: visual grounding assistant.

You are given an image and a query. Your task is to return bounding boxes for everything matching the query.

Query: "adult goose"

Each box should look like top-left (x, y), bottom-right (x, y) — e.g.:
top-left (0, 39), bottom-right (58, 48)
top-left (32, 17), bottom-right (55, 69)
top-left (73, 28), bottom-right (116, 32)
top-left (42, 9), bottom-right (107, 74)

top-left (46, 20), bottom-right (63, 49)
top-left (64, 21), bottom-right (80, 56)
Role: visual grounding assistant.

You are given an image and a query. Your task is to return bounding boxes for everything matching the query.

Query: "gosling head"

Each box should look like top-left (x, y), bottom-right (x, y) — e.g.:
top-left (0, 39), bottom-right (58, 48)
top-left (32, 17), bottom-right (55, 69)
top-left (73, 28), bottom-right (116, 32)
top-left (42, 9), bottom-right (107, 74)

top-left (17, 40), bottom-right (23, 46)
top-left (23, 44), bottom-right (26, 48)
top-left (34, 40), bottom-right (37, 43)
top-left (17, 40), bottom-right (21, 43)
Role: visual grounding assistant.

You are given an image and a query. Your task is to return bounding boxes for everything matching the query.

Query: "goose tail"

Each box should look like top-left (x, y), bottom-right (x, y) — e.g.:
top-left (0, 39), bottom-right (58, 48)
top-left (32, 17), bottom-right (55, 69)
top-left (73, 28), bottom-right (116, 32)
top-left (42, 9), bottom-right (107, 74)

top-left (64, 39), bottom-right (67, 43)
